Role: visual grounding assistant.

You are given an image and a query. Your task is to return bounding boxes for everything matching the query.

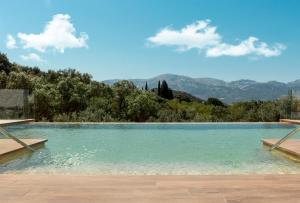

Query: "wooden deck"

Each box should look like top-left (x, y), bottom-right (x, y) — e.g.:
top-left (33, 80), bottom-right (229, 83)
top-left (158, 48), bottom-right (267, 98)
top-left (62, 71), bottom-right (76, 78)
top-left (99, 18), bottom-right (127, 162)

top-left (0, 119), bottom-right (35, 126)
top-left (1, 174), bottom-right (300, 203)
top-left (262, 139), bottom-right (300, 160)
top-left (0, 139), bottom-right (47, 164)
top-left (280, 119), bottom-right (300, 125)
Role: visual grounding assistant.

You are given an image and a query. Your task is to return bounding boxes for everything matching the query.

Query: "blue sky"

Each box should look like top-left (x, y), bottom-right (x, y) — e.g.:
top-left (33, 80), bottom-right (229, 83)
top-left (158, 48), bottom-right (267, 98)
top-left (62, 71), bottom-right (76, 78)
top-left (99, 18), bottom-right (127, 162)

top-left (0, 0), bottom-right (299, 82)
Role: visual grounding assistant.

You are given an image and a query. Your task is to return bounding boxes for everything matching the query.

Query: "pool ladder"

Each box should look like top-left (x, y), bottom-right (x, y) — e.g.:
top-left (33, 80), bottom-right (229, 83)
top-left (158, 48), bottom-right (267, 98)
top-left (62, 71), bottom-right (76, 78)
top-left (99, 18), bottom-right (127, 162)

top-left (270, 127), bottom-right (300, 151)
top-left (0, 126), bottom-right (35, 152)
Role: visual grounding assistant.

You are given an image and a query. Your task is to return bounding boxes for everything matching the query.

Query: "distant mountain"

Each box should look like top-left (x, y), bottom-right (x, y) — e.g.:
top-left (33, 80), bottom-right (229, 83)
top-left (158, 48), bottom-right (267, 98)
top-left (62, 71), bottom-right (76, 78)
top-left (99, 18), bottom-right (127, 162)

top-left (103, 74), bottom-right (300, 103)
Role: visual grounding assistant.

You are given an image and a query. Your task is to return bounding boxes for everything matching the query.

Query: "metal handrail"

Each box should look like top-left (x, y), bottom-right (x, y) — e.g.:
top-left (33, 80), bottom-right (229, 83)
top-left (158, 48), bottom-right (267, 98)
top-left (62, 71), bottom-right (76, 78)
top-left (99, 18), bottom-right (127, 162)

top-left (270, 127), bottom-right (300, 151)
top-left (0, 126), bottom-right (35, 152)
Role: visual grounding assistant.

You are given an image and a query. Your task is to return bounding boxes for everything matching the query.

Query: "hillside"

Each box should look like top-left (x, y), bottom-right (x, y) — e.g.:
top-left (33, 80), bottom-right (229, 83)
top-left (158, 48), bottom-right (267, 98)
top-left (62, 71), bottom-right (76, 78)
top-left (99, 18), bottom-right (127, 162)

top-left (104, 74), bottom-right (300, 103)
top-left (0, 52), bottom-right (296, 122)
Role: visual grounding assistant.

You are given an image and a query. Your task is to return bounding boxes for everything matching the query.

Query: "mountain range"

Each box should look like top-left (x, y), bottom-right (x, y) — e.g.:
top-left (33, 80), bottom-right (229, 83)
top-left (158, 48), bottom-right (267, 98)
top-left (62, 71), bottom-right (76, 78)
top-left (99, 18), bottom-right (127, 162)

top-left (103, 74), bottom-right (300, 103)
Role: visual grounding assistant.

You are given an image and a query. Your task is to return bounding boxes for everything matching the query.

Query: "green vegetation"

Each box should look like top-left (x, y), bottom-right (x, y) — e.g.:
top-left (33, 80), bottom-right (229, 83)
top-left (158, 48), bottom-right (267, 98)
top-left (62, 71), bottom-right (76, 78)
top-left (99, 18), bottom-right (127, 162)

top-left (0, 53), bottom-right (299, 122)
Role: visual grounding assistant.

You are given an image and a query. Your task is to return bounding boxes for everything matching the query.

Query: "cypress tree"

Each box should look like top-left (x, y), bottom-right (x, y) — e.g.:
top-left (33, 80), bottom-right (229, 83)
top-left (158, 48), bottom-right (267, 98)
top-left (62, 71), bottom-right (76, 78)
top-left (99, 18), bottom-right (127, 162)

top-left (145, 81), bottom-right (148, 91)
top-left (168, 88), bottom-right (174, 99)
top-left (157, 80), bottom-right (161, 96)
top-left (160, 80), bottom-right (169, 98)
top-left (160, 80), bottom-right (173, 99)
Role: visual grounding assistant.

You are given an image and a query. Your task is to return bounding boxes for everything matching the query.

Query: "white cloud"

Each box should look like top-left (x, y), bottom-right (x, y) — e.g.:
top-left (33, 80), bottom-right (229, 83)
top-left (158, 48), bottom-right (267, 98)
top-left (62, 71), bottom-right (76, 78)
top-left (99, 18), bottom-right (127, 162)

top-left (206, 37), bottom-right (286, 57)
top-left (18, 14), bottom-right (88, 53)
top-left (148, 20), bottom-right (285, 58)
top-left (148, 20), bottom-right (221, 52)
top-left (6, 34), bottom-right (17, 49)
top-left (20, 53), bottom-right (45, 62)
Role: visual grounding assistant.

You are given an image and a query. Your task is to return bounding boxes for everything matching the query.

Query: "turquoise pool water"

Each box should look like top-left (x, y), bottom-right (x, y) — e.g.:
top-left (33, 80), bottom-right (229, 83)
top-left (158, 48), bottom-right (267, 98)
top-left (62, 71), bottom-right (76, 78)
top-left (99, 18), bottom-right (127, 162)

top-left (1, 123), bottom-right (300, 175)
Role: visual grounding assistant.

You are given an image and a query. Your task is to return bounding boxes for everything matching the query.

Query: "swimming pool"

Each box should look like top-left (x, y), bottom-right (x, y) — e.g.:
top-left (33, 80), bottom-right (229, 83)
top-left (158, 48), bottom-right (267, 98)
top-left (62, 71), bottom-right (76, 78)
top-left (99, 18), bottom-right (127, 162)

top-left (1, 123), bottom-right (300, 175)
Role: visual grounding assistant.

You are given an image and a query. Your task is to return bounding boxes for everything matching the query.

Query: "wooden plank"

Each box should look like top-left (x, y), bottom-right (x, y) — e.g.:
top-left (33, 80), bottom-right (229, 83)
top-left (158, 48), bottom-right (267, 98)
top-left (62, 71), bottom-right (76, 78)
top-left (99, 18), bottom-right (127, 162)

top-left (280, 119), bottom-right (300, 125)
top-left (262, 139), bottom-right (300, 160)
top-left (1, 175), bottom-right (300, 202)
top-left (0, 119), bottom-right (35, 127)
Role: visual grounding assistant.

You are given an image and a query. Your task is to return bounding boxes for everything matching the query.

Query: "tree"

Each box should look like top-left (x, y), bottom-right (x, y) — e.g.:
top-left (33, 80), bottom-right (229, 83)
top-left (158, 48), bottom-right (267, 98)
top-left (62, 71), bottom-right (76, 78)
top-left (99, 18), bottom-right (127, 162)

top-left (287, 89), bottom-right (293, 118)
top-left (32, 78), bottom-right (60, 121)
top-left (0, 71), bottom-right (7, 88)
top-left (0, 53), bottom-right (11, 74)
top-left (6, 71), bottom-right (31, 90)
top-left (206, 97), bottom-right (225, 107)
top-left (112, 80), bottom-right (136, 120)
top-left (145, 81), bottom-right (148, 91)
top-left (210, 106), bottom-right (229, 122)
top-left (168, 89), bottom-right (174, 100)
top-left (161, 80), bottom-right (168, 97)
top-left (57, 76), bottom-right (88, 113)
top-left (126, 91), bottom-right (159, 122)
top-left (257, 101), bottom-right (280, 121)
top-left (79, 97), bottom-right (113, 122)
top-left (160, 80), bottom-right (173, 99)
top-left (157, 80), bottom-right (161, 96)
top-left (88, 81), bottom-right (113, 98)
top-left (21, 66), bottom-right (42, 76)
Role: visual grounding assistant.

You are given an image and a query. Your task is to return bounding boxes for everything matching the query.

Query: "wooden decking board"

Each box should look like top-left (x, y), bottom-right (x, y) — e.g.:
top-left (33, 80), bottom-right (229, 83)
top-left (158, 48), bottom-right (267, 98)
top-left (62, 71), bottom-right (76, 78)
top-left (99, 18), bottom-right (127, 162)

top-left (0, 119), bottom-right (35, 126)
top-left (262, 139), bottom-right (300, 159)
top-left (1, 174), bottom-right (300, 202)
top-left (0, 139), bottom-right (47, 164)
top-left (280, 119), bottom-right (300, 125)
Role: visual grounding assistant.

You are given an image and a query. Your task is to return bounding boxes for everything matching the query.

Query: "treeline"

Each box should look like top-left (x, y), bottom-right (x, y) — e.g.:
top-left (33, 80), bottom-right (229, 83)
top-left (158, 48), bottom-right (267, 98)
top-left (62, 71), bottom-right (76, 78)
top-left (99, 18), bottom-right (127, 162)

top-left (0, 53), bottom-right (298, 122)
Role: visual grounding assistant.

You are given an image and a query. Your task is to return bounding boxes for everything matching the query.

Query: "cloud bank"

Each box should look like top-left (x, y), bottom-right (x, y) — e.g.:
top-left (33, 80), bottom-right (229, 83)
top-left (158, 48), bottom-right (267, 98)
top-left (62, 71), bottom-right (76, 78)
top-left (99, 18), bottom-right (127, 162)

top-left (18, 14), bottom-right (88, 53)
top-left (148, 20), bottom-right (285, 58)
